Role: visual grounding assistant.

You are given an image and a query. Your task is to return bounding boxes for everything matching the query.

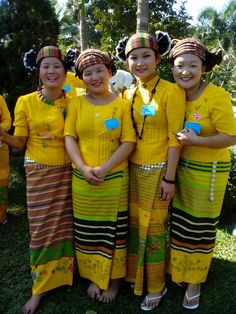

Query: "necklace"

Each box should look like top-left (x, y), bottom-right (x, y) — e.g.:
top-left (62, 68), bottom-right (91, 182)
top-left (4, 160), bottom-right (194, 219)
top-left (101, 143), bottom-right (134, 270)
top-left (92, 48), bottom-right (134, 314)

top-left (37, 88), bottom-right (65, 106)
top-left (131, 77), bottom-right (160, 140)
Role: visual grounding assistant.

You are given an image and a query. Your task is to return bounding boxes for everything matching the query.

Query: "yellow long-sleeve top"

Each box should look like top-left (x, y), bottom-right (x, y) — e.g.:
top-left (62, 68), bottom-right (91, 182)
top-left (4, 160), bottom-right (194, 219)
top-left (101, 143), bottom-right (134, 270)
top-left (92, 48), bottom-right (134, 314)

top-left (64, 95), bottom-right (136, 172)
top-left (13, 91), bottom-right (71, 165)
top-left (0, 95), bottom-right (11, 131)
top-left (181, 83), bottom-right (236, 162)
top-left (124, 75), bottom-right (185, 165)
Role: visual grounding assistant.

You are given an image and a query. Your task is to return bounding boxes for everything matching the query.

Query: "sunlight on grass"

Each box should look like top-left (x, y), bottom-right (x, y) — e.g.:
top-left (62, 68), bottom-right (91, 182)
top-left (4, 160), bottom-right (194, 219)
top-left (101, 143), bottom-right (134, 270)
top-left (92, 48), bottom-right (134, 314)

top-left (8, 206), bottom-right (26, 215)
top-left (214, 229), bottom-right (236, 262)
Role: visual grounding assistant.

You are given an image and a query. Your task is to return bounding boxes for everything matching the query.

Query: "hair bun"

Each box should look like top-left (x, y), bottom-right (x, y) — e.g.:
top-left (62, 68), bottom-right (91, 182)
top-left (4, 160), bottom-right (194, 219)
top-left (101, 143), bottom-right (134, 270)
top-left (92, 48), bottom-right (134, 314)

top-left (210, 48), bottom-right (223, 65)
top-left (155, 31), bottom-right (171, 56)
top-left (23, 49), bottom-right (37, 71)
top-left (205, 47), bottom-right (223, 71)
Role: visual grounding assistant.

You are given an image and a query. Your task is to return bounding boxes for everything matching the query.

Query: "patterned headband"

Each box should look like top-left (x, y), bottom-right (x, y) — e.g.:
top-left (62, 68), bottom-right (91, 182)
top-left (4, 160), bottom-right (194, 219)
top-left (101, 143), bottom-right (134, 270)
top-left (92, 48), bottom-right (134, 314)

top-left (23, 46), bottom-right (66, 72)
top-left (125, 32), bottom-right (158, 57)
top-left (76, 49), bottom-right (115, 78)
top-left (169, 38), bottom-right (206, 62)
top-left (36, 46), bottom-right (65, 65)
top-left (116, 31), bottom-right (171, 62)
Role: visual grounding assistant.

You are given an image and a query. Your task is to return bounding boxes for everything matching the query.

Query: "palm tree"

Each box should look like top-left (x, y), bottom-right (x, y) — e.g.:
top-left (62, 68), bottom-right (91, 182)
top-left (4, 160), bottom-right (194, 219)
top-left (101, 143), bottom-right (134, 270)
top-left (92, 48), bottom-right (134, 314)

top-left (136, 0), bottom-right (149, 32)
top-left (79, 0), bottom-right (88, 51)
top-left (197, 0), bottom-right (235, 52)
top-left (196, 1), bottom-right (236, 96)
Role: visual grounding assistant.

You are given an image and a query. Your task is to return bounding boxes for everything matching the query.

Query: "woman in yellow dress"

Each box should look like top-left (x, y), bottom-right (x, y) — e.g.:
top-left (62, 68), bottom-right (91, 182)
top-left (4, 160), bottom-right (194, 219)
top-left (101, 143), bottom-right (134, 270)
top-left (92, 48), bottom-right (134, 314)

top-left (169, 38), bottom-right (236, 310)
top-left (0, 95), bottom-right (11, 224)
top-left (64, 48), bottom-right (136, 303)
top-left (116, 32), bottom-right (186, 311)
top-left (0, 46), bottom-right (74, 313)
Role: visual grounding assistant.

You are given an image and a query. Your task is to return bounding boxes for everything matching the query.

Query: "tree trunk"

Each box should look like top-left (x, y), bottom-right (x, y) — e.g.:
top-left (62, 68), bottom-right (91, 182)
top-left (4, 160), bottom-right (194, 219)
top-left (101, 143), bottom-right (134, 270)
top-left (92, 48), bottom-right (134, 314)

top-left (136, 0), bottom-right (149, 32)
top-left (79, 0), bottom-right (87, 51)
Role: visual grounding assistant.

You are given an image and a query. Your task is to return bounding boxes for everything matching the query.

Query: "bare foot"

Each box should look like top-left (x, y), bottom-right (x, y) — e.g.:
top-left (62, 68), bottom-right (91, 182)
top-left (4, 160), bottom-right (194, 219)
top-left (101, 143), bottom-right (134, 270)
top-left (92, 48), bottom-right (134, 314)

top-left (87, 282), bottom-right (102, 299)
top-left (182, 283), bottom-right (201, 309)
top-left (23, 293), bottom-right (45, 314)
top-left (99, 279), bottom-right (122, 303)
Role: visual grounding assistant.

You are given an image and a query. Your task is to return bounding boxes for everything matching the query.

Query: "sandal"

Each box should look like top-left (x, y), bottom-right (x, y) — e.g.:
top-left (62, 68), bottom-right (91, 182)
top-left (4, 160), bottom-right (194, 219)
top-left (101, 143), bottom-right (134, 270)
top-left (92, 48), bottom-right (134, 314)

top-left (182, 285), bottom-right (201, 310)
top-left (141, 287), bottom-right (167, 311)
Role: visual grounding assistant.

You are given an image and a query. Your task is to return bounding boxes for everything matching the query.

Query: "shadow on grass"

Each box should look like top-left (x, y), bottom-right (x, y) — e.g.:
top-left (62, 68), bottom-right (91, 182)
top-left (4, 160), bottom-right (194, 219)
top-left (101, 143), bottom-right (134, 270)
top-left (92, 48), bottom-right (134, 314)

top-left (219, 147), bottom-right (236, 233)
top-left (8, 155), bottom-right (26, 214)
top-left (1, 247), bottom-right (236, 314)
top-left (1, 156), bottom-right (235, 313)
top-left (219, 190), bottom-right (236, 234)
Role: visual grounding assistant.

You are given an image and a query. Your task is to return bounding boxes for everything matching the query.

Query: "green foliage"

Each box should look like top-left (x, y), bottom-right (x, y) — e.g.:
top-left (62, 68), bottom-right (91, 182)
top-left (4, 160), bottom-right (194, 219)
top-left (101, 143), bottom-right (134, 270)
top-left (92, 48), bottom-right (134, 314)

top-left (205, 53), bottom-right (236, 99)
top-left (62, 0), bottom-right (193, 51)
top-left (58, 0), bottom-right (80, 49)
top-left (195, 1), bottom-right (236, 94)
top-left (0, 0), bottom-right (60, 114)
top-left (61, 0), bottom-right (193, 81)
top-left (227, 148), bottom-right (236, 200)
top-left (219, 147), bottom-right (236, 232)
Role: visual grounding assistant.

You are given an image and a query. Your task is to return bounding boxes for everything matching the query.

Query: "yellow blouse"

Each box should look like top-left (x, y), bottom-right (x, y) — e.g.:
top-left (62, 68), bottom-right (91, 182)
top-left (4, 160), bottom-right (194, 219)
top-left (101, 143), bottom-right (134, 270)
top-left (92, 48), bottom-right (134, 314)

top-left (124, 76), bottom-right (185, 165)
top-left (63, 71), bottom-right (86, 97)
top-left (0, 95), bottom-right (11, 131)
top-left (64, 95), bottom-right (136, 171)
top-left (181, 83), bottom-right (236, 162)
top-left (13, 91), bottom-right (71, 165)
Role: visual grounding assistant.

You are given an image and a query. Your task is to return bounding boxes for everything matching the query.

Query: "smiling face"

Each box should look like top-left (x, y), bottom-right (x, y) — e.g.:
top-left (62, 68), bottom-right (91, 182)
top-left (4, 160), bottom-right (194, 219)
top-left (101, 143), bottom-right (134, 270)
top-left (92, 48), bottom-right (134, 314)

top-left (82, 63), bottom-right (111, 95)
top-left (172, 53), bottom-right (204, 93)
top-left (39, 57), bottom-right (66, 90)
top-left (127, 48), bottom-right (160, 83)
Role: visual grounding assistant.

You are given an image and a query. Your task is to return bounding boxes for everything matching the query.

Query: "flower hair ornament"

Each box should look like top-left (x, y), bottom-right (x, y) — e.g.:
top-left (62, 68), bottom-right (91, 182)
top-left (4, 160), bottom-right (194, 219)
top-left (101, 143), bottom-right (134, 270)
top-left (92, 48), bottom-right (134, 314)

top-left (65, 48), bottom-right (79, 71)
top-left (155, 31), bottom-right (171, 56)
top-left (115, 36), bottom-right (129, 62)
top-left (205, 47), bottom-right (222, 72)
top-left (115, 31), bottom-right (172, 62)
top-left (23, 49), bottom-right (37, 71)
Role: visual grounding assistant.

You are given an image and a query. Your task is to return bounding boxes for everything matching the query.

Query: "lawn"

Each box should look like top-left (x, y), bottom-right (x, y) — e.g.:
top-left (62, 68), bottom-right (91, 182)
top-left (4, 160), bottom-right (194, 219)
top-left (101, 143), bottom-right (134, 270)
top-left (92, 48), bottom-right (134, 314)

top-left (1, 155), bottom-right (236, 314)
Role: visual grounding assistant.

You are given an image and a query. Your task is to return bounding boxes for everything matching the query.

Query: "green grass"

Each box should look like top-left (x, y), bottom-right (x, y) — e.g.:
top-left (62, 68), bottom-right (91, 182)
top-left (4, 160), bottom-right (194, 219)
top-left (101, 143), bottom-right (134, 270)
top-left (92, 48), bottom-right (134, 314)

top-left (1, 155), bottom-right (236, 314)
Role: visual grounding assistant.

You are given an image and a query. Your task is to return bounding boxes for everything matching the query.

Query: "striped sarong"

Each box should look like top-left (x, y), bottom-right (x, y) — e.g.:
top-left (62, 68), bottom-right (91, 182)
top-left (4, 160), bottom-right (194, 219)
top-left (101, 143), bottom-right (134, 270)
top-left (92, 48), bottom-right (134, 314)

top-left (25, 164), bottom-right (74, 294)
top-left (72, 168), bottom-right (128, 290)
top-left (169, 158), bottom-right (230, 284)
top-left (0, 144), bottom-right (10, 223)
top-left (127, 162), bottom-right (169, 296)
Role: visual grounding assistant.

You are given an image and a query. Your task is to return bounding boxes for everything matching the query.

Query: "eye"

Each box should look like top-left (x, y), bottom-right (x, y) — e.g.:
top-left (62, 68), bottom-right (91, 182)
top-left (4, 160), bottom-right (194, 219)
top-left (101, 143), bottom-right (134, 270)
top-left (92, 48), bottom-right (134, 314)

top-left (83, 72), bottom-right (91, 76)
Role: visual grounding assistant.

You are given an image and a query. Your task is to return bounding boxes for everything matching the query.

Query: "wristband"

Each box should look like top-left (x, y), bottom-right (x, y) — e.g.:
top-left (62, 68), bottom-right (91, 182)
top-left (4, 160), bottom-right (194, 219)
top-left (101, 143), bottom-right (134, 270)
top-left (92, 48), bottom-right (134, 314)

top-left (162, 177), bottom-right (175, 184)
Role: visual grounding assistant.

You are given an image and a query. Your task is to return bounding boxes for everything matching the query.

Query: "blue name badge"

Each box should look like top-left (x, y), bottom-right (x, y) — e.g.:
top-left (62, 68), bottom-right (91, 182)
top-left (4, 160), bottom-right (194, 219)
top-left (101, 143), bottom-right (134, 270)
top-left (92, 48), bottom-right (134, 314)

top-left (104, 117), bottom-right (119, 130)
top-left (142, 105), bottom-right (156, 116)
top-left (184, 121), bottom-right (201, 134)
top-left (63, 84), bottom-right (72, 92)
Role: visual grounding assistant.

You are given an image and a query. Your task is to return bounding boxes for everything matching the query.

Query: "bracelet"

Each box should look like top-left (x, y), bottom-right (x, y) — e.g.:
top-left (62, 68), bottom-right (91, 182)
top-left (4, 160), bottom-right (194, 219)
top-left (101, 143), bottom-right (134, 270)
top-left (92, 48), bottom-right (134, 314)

top-left (162, 177), bottom-right (175, 184)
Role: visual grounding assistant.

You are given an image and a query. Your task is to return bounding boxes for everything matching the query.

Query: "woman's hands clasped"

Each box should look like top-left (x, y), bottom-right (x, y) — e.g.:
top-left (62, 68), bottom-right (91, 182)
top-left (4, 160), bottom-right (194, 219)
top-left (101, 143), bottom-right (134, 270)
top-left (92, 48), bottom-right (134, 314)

top-left (79, 164), bottom-right (108, 185)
